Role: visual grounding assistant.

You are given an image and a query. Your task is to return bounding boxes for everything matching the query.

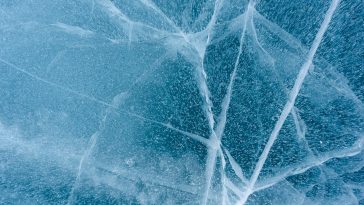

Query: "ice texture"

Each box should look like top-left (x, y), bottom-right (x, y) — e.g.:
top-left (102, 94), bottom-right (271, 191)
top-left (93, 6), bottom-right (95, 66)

top-left (0, 0), bottom-right (363, 204)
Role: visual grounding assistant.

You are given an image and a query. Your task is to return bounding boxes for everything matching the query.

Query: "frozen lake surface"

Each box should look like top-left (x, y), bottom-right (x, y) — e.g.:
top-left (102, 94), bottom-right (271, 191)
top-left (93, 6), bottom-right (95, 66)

top-left (0, 0), bottom-right (363, 204)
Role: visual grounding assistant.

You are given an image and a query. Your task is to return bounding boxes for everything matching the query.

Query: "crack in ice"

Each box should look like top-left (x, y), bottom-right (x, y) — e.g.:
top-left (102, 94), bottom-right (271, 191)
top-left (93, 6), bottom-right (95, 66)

top-left (0, 58), bottom-right (114, 108)
top-left (0, 58), bottom-right (208, 149)
top-left (199, 1), bottom-right (227, 204)
top-left (237, 1), bottom-right (341, 204)
top-left (202, 1), bottom-right (255, 204)
top-left (254, 137), bottom-right (364, 193)
top-left (97, 0), bottom-right (174, 43)
top-left (2, 0), bottom-right (360, 204)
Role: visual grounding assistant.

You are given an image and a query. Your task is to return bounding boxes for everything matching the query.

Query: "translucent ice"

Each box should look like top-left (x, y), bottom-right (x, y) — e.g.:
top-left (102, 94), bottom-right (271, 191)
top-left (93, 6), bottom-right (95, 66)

top-left (0, 0), bottom-right (363, 204)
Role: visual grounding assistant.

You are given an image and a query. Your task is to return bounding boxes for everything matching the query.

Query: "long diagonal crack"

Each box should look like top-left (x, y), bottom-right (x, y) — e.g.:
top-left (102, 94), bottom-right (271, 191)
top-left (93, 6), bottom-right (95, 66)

top-left (1, 55), bottom-right (212, 203)
top-left (0, 58), bottom-right (207, 148)
top-left (2, 1), bottom-right (346, 204)
top-left (237, 1), bottom-right (341, 204)
top-left (214, 1), bottom-right (254, 140)
top-left (65, 53), bottom-right (174, 203)
top-left (198, 0), bottom-right (228, 204)
top-left (0, 58), bottom-right (113, 108)
top-left (202, 1), bottom-right (255, 204)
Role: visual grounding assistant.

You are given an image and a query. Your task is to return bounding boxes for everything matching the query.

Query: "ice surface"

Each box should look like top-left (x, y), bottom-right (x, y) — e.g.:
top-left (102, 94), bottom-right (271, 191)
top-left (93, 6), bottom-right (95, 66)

top-left (0, 0), bottom-right (363, 204)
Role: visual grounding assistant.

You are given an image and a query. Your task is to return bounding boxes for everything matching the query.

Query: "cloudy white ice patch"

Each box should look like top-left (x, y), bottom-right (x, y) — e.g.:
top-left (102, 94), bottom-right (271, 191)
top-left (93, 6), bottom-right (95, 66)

top-left (0, 0), bottom-right (363, 204)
